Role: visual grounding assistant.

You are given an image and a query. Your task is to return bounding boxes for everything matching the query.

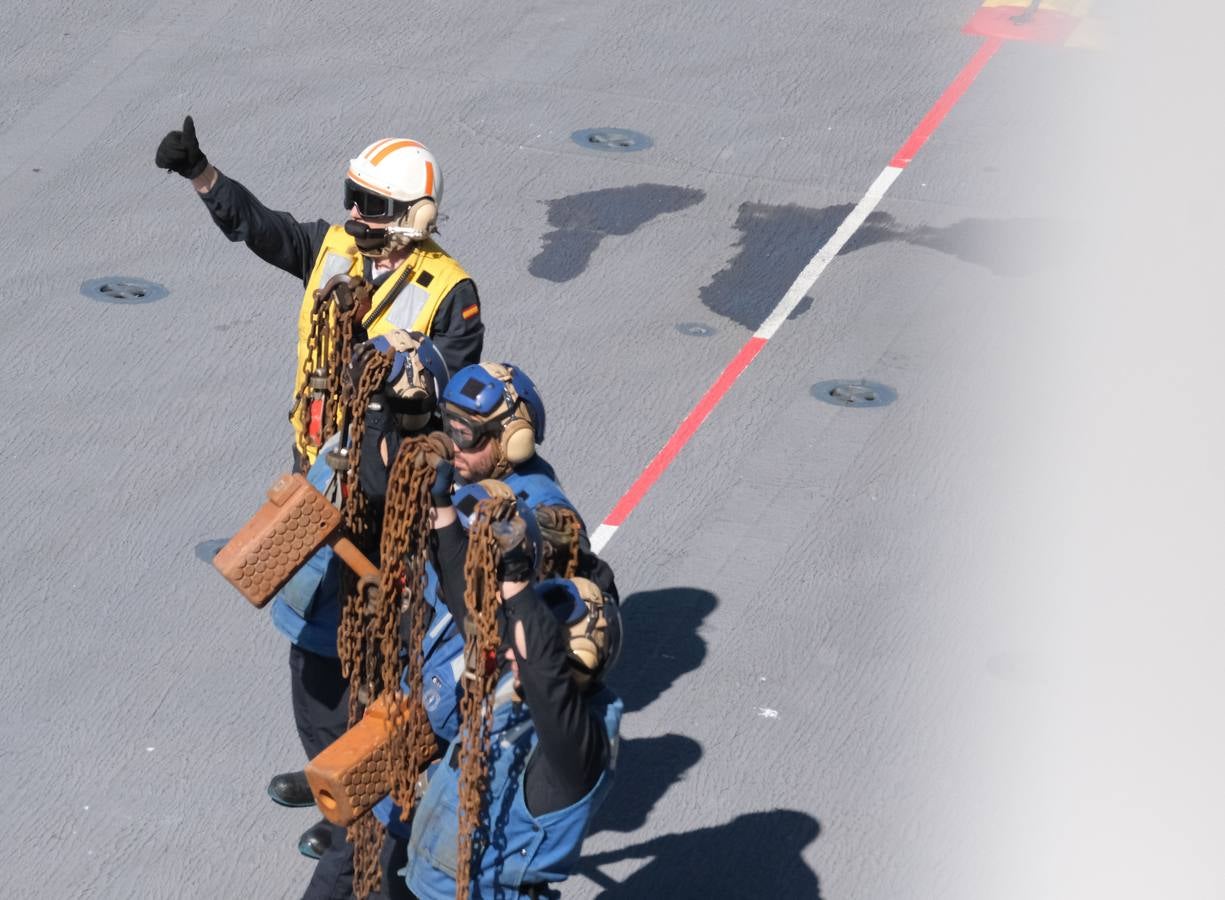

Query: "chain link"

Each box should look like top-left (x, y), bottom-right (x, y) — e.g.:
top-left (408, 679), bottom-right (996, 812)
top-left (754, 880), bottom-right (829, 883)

top-left (455, 496), bottom-right (516, 900)
top-left (290, 278), bottom-right (373, 467)
top-left (536, 505), bottom-right (583, 579)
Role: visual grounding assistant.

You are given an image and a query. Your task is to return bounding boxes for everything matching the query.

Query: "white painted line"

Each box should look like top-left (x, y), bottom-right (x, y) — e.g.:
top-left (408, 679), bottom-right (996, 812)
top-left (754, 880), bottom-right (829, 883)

top-left (589, 522), bottom-right (618, 556)
top-left (593, 37), bottom-right (1004, 553)
top-left (754, 165), bottom-right (904, 341)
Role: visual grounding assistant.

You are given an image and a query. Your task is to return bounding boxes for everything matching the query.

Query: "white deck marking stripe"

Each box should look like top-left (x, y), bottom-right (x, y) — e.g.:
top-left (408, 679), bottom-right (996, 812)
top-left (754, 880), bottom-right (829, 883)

top-left (595, 164), bottom-right (905, 560)
top-left (754, 165), bottom-right (904, 340)
top-left (589, 523), bottom-right (619, 556)
top-left (592, 37), bottom-right (1003, 554)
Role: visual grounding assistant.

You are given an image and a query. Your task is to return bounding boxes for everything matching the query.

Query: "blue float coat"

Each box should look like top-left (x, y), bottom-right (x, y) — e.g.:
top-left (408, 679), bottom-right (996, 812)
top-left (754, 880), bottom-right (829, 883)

top-left (402, 675), bottom-right (622, 899)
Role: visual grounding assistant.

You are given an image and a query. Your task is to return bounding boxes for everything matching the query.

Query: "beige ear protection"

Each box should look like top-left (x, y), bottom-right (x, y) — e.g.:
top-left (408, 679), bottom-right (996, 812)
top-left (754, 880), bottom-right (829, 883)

top-left (566, 578), bottom-right (610, 687)
top-left (377, 329), bottom-right (438, 432)
top-left (392, 198), bottom-right (438, 241)
top-left (479, 364), bottom-right (537, 466)
top-left (500, 406), bottom-right (536, 465)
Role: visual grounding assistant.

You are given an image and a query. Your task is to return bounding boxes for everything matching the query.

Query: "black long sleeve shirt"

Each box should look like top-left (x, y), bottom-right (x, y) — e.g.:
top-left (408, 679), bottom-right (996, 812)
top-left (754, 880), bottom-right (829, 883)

top-left (196, 171), bottom-right (483, 374)
top-left (431, 521), bottom-right (610, 814)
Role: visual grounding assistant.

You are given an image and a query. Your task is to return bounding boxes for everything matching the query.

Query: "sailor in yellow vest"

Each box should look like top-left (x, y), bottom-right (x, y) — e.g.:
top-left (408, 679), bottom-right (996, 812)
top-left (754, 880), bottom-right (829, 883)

top-left (156, 116), bottom-right (484, 469)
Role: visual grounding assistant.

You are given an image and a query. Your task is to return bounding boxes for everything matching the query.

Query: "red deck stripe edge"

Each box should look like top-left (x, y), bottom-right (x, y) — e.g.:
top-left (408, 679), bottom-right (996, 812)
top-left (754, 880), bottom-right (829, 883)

top-left (598, 36), bottom-right (1003, 536)
top-left (604, 337), bottom-right (768, 527)
top-left (890, 36), bottom-right (1003, 168)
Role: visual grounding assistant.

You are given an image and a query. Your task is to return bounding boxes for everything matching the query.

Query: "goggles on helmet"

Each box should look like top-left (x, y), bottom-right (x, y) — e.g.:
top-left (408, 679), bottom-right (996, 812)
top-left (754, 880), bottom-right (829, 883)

top-left (442, 408), bottom-right (504, 451)
top-left (343, 179), bottom-right (411, 221)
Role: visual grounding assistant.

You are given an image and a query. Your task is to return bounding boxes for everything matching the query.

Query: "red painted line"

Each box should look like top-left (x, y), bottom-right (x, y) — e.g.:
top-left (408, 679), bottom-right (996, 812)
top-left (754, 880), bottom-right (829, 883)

top-left (596, 36), bottom-right (1004, 541)
top-left (604, 337), bottom-right (767, 527)
top-left (889, 37), bottom-right (1002, 168)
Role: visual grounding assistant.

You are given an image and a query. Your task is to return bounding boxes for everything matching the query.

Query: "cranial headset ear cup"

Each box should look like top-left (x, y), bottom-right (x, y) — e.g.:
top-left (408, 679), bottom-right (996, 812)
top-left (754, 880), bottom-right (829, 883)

top-left (500, 414), bottom-right (535, 465)
top-left (402, 198), bottom-right (437, 236)
top-left (567, 635), bottom-right (600, 673)
top-left (567, 578), bottom-right (609, 682)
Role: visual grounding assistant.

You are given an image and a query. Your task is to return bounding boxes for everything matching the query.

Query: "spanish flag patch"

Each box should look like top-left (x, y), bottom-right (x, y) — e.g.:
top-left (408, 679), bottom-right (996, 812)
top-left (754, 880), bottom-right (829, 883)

top-left (461, 304), bottom-right (480, 320)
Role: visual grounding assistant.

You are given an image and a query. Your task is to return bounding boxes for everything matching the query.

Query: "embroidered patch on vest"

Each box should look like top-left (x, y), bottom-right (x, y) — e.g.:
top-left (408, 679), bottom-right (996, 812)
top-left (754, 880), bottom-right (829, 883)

top-left (416, 270), bottom-right (434, 288)
top-left (462, 303), bottom-right (480, 320)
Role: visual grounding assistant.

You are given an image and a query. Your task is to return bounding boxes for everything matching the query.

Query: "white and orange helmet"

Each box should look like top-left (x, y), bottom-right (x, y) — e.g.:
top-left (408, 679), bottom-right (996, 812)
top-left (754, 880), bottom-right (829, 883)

top-left (344, 139), bottom-right (442, 244)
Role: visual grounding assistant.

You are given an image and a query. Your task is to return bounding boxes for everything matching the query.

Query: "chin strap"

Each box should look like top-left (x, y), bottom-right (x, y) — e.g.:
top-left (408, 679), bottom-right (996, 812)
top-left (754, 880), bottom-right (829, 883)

top-left (487, 438), bottom-right (512, 480)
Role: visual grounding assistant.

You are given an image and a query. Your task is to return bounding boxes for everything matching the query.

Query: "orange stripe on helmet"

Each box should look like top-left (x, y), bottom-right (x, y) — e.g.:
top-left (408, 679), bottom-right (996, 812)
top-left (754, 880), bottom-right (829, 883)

top-left (370, 139), bottom-right (425, 166)
top-left (362, 138), bottom-right (397, 161)
top-left (423, 161), bottom-right (435, 197)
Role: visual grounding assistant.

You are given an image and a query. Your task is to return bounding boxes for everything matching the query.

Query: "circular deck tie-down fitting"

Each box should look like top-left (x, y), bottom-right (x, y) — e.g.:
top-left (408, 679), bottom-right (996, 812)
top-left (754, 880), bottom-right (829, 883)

top-left (80, 276), bottom-right (169, 304)
top-left (675, 321), bottom-right (716, 337)
top-left (810, 379), bottom-right (897, 408)
top-left (571, 128), bottom-right (654, 153)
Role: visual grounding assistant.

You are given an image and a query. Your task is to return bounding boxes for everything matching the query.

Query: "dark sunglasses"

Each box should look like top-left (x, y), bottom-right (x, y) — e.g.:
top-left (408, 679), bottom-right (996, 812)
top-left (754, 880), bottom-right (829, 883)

top-left (343, 179), bottom-right (410, 221)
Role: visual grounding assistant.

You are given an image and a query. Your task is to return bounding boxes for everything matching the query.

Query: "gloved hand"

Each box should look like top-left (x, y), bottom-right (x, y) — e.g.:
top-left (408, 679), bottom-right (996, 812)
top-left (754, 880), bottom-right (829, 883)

top-left (363, 392), bottom-right (390, 433)
top-left (430, 459), bottom-right (455, 508)
top-left (422, 432), bottom-right (454, 467)
top-left (350, 336), bottom-right (411, 390)
top-left (347, 340), bottom-right (380, 391)
top-left (155, 116), bottom-right (209, 179)
top-left (492, 517), bottom-right (533, 583)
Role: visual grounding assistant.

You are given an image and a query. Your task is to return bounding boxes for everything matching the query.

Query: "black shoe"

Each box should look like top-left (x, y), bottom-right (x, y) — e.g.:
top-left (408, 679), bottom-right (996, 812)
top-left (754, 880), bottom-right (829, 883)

top-left (267, 770), bottom-right (315, 807)
top-left (298, 819), bottom-right (333, 860)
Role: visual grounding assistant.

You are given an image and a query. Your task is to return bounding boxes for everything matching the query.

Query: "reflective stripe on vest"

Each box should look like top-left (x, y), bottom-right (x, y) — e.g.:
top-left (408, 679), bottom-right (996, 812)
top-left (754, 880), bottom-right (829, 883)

top-left (293, 226), bottom-right (471, 464)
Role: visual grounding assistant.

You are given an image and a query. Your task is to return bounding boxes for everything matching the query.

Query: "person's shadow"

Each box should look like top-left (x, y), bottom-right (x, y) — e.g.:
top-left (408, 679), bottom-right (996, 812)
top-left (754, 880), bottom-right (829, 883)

top-left (579, 809), bottom-right (822, 898)
top-left (612, 586), bottom-right (715, 715)
top-left (591, 587), bottom-right (715, 835)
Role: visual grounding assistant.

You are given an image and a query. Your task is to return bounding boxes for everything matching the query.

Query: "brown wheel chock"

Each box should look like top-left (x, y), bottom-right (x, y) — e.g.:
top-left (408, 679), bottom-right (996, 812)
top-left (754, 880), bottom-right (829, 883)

top-left (305, 695), bottom-right (405, 826)
top-left (212, 473), bottom-right (379, 608)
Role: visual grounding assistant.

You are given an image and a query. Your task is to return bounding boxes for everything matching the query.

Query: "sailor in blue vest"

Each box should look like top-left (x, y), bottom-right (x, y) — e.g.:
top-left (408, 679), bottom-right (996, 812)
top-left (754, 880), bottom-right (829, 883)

top-left (399, 498), bottom-right (623, 900)
top-left (421, 362), bottom-right (622, 737)
top-left (436, 362), bottom-right (556, 485)
top-left (368, 361), bottom-right (598, 832)
top-left (268, 331), bottom-right (449, 898)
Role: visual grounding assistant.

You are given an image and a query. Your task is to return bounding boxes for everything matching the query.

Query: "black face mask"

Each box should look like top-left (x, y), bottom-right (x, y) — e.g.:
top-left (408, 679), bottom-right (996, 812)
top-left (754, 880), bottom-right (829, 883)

top-left (344, 219), bottom-right (389, 253)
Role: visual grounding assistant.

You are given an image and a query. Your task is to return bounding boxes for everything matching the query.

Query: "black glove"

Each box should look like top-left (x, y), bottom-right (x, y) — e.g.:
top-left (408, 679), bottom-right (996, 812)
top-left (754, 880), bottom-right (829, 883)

top-left (348, 340), bottom-right (378, 389)
top-left (492, 517), bottom-right (533, 583)
top-left (431, 459), bottom-right (455, 508)
top-left (363, 392), bottom-right (391, 433)
top-left (155, 115), bottom-right (209, 179)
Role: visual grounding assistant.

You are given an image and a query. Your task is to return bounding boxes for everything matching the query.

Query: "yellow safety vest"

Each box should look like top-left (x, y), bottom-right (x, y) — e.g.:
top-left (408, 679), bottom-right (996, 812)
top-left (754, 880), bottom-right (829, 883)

top-left (293, 226), bottom-right (470, 463)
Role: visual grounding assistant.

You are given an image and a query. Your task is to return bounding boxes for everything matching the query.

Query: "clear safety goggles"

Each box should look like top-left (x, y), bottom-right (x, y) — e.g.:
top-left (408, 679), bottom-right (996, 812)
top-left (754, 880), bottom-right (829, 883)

top-left (442, 409), bottom-right (502, 452)
top-left (343, 178), bottom-right (410, 221)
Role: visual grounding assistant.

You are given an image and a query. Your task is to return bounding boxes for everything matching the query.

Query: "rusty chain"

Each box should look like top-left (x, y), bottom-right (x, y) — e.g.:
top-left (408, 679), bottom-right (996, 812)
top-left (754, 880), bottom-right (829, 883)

top-left (536, 505), bottom-right (583, 579)
top-left (337, 349), bottom-right (394, 714)
top-left (455, 496), bottom-right (517, 900)
top-left (382, 434), bottom-right (455, 818)
top-left (290, 277), bottom-right (372, 467)
top-left (330, 355), bottom-right (449, 898)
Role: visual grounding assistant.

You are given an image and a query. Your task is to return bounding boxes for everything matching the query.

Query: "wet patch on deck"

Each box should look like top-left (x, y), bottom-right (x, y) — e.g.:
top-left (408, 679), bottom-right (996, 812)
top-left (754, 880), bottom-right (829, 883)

top-left (700, 202), bottom-right (861, 330)
top-left (702, 202), bottom-right (1072, 329)
top-left (530, 184), bottom-right (705, 283)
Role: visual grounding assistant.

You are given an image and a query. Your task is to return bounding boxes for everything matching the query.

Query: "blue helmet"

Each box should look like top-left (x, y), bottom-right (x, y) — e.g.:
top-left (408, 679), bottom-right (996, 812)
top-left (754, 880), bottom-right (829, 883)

top-left (353, 330), bottom-right (450, 433)
top-left (365, 331), bottom-right (449, 400)
top-left (536, 577), bottom-right (623, 688)
top-left (439, 363), bottom-right (545, 467)
top-left (452, 481), bottom-right (544, 575)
